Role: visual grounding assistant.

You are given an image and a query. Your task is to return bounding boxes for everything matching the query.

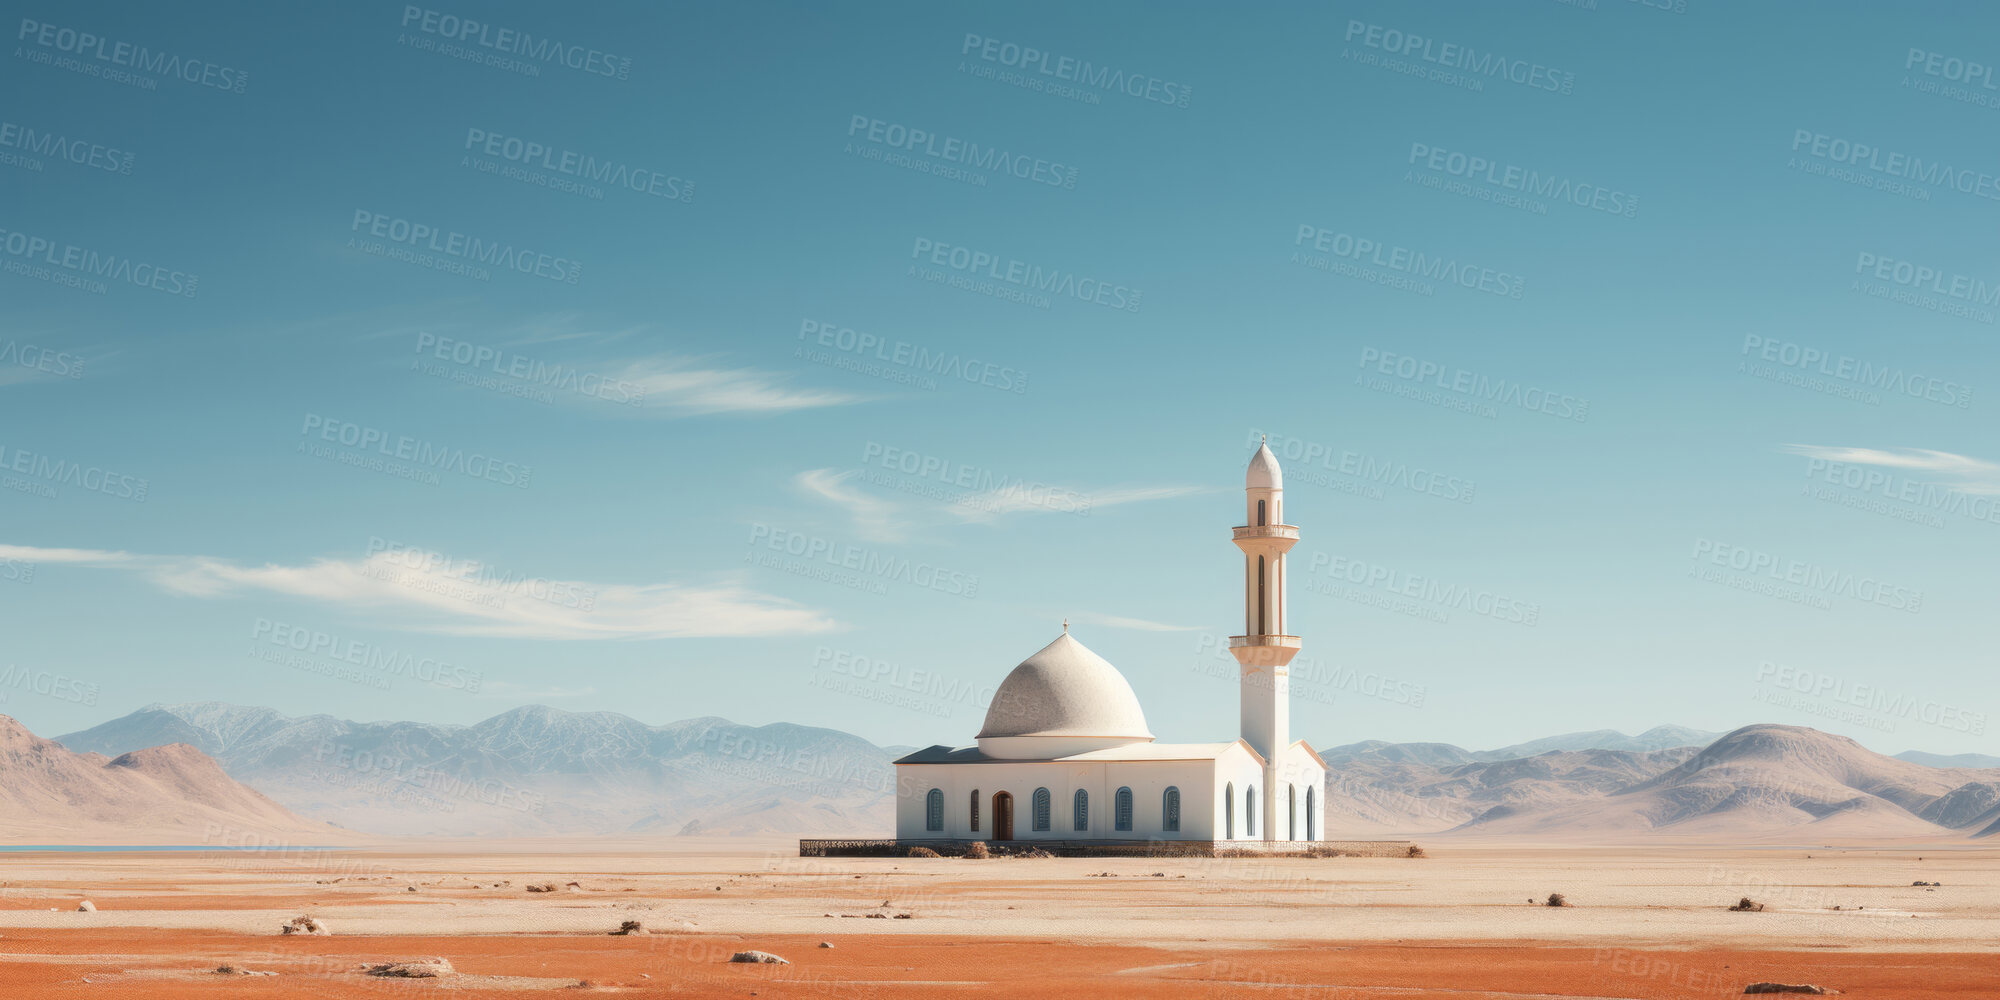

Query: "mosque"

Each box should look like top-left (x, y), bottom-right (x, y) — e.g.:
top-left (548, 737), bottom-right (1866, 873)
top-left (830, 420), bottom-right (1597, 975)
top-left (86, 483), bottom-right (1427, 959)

top-left (894, 442), bottom-right (1327, 844)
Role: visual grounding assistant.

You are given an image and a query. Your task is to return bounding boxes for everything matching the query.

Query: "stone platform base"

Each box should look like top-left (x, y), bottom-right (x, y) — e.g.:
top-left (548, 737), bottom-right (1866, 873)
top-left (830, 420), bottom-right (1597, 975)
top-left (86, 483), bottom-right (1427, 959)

top-left (798, 838), bottom-right (1419, 858)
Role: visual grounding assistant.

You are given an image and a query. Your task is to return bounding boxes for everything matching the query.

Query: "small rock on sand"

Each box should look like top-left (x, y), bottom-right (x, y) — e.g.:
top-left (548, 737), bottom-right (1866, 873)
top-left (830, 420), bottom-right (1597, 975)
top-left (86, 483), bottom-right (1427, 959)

top-left (367, 957), bottom-right (455, 978)
top-left (280, 915), bottom-right (331, 936)
top-left (819, 942), bottom-right (834, 949)
top-left (75, 900), bottom-right (95, 912)
top-left (729, 951), bottom-right (789, 964)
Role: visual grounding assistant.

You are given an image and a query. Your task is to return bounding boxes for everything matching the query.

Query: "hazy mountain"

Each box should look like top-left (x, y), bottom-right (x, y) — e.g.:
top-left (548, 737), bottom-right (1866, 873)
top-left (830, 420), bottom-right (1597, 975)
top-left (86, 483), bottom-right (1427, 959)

top-left (1320, 725), bottom-right (1720, 768)
top-left (52, 706), bottom-right (1996, 843)
top-left (1896, 750), bottom-right (2000, 770)
top-left (1322, 745), bottom-right (1702, 834)
top-left (1451, 725), bottom-right (2000, 840)
top-left (1478, 725), bottom-right (1722, 760)
top-left (59, 702), bottom-right (895, 838)
top-left (0, 714), bottom-right (342, 844)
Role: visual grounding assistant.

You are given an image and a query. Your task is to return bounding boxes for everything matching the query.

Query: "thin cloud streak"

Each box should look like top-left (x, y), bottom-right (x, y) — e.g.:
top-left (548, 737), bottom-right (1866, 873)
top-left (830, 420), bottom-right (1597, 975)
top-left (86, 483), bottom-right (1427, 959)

top-left (795, 469), bottom-right (904, 542)
top-left (1782, 444), bottom-right (2000, 494)
top-left (1, 542), bottom-right (838, 640)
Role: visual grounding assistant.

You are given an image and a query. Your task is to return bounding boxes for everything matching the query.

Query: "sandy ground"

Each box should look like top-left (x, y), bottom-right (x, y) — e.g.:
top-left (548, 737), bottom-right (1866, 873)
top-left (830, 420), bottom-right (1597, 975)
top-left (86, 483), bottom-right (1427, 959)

top-left (1, 838), bottom-right (1995, 997)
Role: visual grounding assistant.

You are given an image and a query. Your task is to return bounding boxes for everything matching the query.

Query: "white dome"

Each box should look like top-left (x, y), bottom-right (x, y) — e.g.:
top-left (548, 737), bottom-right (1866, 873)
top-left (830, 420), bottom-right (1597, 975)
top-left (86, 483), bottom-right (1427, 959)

top-left (976, 632), bottom-right (1153, 758)
top-left (1246, 441), bottom-right (1282, 489)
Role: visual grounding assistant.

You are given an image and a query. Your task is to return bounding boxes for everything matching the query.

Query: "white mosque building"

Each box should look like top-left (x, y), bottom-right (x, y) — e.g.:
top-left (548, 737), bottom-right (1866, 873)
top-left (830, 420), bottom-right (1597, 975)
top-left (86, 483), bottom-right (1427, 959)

top-left (894, 442), bottom-right (1327, 844)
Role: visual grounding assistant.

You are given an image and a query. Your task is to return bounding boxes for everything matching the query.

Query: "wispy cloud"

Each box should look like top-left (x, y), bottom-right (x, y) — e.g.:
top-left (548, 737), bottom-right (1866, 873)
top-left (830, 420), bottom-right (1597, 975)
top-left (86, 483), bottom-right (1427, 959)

top-left (795, 469), bottom-right (904, 541)
top-left (951, 483), bottom-right (1205, 522)
top-left (1, 542), bottom-right (838, 640)
top-left (1066, 611), bottom-right (1202, 632)
top-left (365, 313), bottom-right (866, 416)
top-left (1781, 444), bottom-right (2000, 494)
top-left (797, 463), bottom-right (1204, 538)
top-left (615, 357), bottom-right (865, 415)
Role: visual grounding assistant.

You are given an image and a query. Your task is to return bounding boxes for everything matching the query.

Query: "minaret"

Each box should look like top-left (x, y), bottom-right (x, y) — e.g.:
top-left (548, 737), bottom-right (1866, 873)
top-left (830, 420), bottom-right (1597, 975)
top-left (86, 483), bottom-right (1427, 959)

top-left (1232, 437), bottom-right (1298, 841)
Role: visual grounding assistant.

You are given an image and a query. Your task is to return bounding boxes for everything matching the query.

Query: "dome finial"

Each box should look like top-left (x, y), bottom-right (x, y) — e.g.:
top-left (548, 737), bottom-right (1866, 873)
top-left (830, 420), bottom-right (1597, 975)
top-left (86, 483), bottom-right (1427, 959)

top-left (1062, 617), bottom-right (1069, 634)
top-left (1246, 437), bottom-right (1283, 490)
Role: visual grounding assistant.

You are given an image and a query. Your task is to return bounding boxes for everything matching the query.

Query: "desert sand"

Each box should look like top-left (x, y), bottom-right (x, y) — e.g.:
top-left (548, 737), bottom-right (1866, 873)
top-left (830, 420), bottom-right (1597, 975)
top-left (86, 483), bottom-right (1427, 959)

top-left (2, 838), bottom-right (1995, 997)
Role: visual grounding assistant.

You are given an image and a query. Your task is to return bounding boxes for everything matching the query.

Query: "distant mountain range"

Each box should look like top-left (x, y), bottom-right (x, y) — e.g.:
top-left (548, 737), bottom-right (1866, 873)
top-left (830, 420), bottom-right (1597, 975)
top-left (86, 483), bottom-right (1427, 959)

top-left (56, 702), bottom-right (894, 837)
top-left (1323, 725), bottom-right (2000, 840)
top-left (43, 705), bottom-right (2000, 842)
top-left (1322, 724), bottom-right (1725, 767)
top-left (0, 714), bottom-right (339, 844)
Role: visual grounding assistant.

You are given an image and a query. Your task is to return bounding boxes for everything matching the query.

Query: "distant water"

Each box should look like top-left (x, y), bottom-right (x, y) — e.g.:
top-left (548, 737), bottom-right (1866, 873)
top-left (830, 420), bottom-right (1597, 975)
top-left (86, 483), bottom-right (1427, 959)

top-left (0, 845), bottom-right (337, 853)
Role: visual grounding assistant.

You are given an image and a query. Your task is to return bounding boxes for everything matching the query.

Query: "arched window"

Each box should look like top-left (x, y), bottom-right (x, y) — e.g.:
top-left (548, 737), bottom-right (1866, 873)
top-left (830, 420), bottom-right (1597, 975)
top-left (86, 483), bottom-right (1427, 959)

top-left (1073, 789), bottom-right (1089, 831)
top-left (1257, 556), bottom-right (1266, 633)
top-left (1163, 787), bottom-right (1181, 833)
top-left (1246, 786), bottom-right (1257, 837)
top-left (925, 788), bottom-right (944, 832)
top-left (1032, 788), bottom-right (1051, 832)
top-left (1224, 781), bottom-right (1235, 839)
top-left (1115, 787), bottom-right (1133, 832)
top-left (1257, 499), bottom-right (1266, 526)
top-left (970, 789), bottom-right (980, 833)
top-left (1288, 784), bottom-right (1297, 841)
top-left (1306, 786), bottom-right (1316, 840)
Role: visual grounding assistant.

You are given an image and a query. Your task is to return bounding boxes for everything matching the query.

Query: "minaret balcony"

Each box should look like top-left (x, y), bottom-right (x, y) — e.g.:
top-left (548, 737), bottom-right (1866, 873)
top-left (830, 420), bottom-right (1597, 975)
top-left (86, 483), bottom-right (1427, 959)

top-left (1228, 634), bottom-right (1301, 668)
top-left (1228, 634), bottom-right (1301, 650)
top-left (1231, 524), bottom-right (1299, 542)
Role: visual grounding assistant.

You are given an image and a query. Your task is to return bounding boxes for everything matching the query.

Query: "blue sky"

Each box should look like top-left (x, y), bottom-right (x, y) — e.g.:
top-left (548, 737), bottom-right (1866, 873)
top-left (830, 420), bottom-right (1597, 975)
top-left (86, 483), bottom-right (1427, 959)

top-left (3, 0), bottom-right (1995, 758)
